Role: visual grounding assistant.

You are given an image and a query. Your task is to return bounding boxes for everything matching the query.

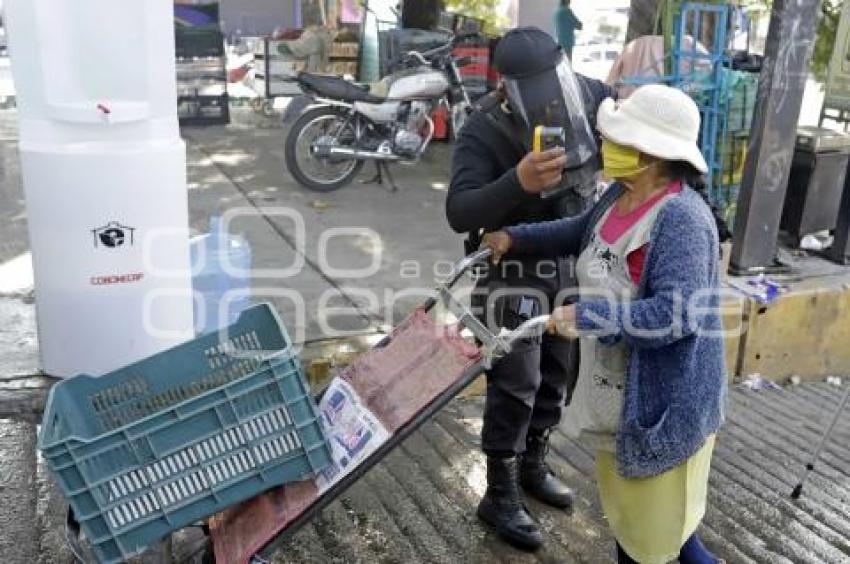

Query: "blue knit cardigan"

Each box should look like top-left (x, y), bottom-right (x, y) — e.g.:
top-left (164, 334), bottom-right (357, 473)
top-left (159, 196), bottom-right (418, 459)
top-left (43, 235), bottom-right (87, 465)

top-left (506, 184), bottom-right (727, 478)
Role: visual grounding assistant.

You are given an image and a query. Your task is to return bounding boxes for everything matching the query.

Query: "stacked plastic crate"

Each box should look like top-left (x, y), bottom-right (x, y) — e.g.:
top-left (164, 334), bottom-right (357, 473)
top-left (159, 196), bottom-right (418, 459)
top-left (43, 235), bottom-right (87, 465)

top-left (329, 36), bottom-right (360, 77)
top-left (452, 36), bottom-right (490, 101)
top-left (717, 70), bottom-right (758, 229)
top-left (248, 36), bottom-right (306, 99)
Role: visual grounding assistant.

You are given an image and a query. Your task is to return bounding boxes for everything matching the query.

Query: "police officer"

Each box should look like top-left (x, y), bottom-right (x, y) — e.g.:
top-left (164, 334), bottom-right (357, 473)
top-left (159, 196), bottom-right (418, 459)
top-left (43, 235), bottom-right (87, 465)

top-left (445, 27), bottom-right (616, 550)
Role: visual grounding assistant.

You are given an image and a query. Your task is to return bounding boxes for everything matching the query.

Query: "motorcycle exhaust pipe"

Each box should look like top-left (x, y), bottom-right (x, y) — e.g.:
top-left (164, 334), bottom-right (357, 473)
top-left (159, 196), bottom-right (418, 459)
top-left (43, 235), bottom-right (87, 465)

top-left (312, 145), bottom-right (401, 162)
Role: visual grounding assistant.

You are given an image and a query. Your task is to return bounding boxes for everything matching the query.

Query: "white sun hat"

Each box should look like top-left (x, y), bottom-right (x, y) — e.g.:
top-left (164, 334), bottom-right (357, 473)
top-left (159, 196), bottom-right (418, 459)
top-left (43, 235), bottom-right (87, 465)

top-left (596, 84), bottom-right (708, 174)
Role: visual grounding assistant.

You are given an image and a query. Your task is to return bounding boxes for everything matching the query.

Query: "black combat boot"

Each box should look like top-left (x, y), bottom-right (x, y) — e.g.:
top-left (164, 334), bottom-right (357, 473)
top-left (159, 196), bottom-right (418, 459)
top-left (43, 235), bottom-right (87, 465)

top-left (519, 430), bottom-right (574, 509)
top-left (477, 456), bottom-right (543, 551)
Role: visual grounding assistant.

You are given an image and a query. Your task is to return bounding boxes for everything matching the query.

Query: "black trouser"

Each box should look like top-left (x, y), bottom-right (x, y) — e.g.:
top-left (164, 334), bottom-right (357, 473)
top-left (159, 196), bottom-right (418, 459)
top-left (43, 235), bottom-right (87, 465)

top-left (476, 188), bottom-right (589, 456)
top-left (482, 332), bottom-right (578, 455)
top-left (477, 268), bottom-right (580, 456)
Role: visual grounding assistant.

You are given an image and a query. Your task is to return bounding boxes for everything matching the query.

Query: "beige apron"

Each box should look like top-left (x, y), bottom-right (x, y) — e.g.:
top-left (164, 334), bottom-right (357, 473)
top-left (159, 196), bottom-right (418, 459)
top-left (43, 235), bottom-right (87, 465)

top-left (563, 192), bottom-right (677, 451)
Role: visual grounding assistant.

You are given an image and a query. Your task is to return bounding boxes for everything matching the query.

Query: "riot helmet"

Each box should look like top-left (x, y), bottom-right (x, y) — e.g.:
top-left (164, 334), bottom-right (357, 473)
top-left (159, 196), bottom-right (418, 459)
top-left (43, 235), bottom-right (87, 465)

top-left (493, 27), bottom-right (597, 171)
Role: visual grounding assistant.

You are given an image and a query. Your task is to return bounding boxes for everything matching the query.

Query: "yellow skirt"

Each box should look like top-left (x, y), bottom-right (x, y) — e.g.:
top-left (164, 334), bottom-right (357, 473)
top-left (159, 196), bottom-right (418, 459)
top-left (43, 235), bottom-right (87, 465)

top-left (595, 435), bottom-right (716, 564)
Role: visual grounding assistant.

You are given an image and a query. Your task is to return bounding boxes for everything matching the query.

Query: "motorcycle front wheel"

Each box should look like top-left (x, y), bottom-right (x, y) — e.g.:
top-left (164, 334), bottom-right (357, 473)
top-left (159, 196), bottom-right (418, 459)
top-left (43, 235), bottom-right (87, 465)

top-left (285, 106), bottom-right (365, 192)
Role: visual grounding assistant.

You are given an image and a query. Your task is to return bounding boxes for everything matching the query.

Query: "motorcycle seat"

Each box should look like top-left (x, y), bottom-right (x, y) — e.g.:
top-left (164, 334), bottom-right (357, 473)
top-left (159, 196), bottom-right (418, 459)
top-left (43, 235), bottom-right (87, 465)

top-left (297, 72), bottom-right (387, 104)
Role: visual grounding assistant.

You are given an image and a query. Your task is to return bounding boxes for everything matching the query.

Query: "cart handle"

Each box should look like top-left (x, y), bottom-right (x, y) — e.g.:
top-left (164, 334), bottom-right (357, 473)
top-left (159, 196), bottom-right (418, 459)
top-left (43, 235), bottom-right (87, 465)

top-left (431, 250), bottom-right (563, 367)
top-left (475, 314), bottom-right (552, 367)
top-left (442, 247), bottom-right (492, 289)
top-left (500, 315), bottom-right (551, 348)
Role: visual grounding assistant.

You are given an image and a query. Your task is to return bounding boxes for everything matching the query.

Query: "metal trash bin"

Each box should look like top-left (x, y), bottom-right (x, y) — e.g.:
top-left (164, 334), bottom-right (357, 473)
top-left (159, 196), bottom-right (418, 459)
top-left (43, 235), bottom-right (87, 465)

top-left (781, 126), bottom-right (850, 241)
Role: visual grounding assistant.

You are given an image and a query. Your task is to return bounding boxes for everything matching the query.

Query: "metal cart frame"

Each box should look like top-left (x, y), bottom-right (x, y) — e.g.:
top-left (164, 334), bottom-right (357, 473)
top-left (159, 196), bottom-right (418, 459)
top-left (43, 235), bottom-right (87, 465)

top-left (250, 248), bottom-right (549, 562)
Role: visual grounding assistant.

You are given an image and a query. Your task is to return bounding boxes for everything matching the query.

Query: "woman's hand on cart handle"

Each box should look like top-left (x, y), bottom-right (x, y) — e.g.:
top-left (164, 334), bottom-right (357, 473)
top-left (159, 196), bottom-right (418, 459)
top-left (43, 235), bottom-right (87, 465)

top-left (480, 231), bottom-right (513, 264)
top-left (547, 305), bottom-right (579, 339)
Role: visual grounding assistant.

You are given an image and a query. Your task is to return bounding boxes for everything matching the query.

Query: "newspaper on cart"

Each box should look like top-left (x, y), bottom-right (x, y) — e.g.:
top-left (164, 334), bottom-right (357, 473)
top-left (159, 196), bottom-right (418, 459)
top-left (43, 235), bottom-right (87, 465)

top-left (315, 377), bottom-right (390, 494)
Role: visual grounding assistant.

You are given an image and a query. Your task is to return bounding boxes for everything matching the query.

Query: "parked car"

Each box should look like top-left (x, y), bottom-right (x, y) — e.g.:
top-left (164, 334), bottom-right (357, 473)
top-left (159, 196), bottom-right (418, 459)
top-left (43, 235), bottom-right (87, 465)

top-left (572, 44), bottom-right (621, 81)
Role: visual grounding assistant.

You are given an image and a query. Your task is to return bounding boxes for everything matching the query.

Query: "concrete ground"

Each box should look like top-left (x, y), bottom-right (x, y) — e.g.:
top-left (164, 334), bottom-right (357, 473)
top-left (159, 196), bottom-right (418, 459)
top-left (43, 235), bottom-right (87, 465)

top-left (180, 108), bottom-right (464, 340)
top-left (1, 107), bottom-right (850, 563)
top-left (265, 385), bottom-right (850, 564)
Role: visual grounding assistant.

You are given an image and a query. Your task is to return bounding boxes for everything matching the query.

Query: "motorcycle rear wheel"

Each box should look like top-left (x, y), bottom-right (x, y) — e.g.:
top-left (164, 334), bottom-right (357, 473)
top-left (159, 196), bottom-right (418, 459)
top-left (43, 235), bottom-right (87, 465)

top-left (285, 106), bottom-right (364, 192)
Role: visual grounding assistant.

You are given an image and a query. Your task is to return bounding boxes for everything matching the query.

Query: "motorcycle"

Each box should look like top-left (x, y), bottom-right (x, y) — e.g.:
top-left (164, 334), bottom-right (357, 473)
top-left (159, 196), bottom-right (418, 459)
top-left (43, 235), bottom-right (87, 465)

top-left (282, 33), bottom-right (478, 192)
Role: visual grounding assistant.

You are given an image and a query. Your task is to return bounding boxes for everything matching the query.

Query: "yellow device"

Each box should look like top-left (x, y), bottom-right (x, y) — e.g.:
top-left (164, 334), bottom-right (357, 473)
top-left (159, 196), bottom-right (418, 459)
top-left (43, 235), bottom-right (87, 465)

top-left (533, 125), bottom-right (566, 153)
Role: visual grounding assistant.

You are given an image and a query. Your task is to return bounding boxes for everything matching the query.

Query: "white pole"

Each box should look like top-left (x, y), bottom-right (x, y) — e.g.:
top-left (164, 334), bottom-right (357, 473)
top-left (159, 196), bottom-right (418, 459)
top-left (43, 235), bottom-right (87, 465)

top-left (3, 0), bottom-right (194, 377)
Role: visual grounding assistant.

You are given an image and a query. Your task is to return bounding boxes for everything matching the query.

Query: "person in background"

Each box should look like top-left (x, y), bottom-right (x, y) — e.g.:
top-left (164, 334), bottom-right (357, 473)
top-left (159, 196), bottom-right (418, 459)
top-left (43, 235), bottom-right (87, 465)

top-left (446, 27), bottom-right (615, 551)
top-left (555, 0), bottom-right (583, 60)
top-left (482, 84), bottom-right (730, 563)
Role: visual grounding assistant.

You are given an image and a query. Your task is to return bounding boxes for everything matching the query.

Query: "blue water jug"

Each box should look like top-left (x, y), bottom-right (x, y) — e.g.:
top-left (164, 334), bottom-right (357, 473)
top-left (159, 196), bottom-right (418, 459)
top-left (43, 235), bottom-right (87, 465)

top-left (190, 216), bottom-right (252, 335)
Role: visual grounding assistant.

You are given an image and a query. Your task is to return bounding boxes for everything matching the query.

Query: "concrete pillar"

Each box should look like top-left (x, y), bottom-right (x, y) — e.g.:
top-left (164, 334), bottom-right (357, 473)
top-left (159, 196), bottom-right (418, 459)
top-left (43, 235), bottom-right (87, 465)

top-left (730, 0), bottom-right (822, 272)
top-left (517, 0), bottom-right (558, 38)
top-left (626, 0), bottom-right (662, 42)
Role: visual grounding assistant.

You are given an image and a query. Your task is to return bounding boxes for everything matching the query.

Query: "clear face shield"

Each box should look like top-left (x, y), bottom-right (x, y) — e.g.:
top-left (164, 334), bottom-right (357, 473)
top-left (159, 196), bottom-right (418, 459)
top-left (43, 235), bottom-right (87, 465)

top-left (503, 56), bottom-right (597, 169)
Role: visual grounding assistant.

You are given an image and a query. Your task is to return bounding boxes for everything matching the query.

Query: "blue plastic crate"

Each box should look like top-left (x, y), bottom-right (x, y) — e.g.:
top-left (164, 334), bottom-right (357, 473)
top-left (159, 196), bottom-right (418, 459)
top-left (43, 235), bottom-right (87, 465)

top-left (38, 303), bottom-right (332, 563)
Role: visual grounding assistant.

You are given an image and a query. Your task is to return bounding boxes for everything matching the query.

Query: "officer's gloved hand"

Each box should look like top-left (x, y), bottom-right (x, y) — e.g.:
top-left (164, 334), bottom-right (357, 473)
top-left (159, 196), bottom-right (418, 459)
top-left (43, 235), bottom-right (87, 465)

top-left (516, 147), bottom-right (567, 194)
top-left (481, 231), bottom-right (513, 264)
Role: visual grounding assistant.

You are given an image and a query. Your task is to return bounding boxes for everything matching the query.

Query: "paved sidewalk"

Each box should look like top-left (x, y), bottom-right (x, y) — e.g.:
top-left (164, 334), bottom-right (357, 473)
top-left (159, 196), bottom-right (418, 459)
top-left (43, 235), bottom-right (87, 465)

top-left (181, 109), bottom-right (464, 341)
top-left (267, 382), bottom-right (850, 564)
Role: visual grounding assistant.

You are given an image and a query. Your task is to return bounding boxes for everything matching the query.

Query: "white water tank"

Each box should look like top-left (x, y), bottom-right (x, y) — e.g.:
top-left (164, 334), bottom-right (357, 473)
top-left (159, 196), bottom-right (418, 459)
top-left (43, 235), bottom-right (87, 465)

top-left (4, 0), bottom-right (194, 377)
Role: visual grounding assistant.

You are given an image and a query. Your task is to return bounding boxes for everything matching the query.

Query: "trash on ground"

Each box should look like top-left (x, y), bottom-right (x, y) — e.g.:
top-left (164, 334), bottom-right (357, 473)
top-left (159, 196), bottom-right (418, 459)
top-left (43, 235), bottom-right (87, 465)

top-left (800, 233), bottom-right (834, 251)
top-left (743, 274), bottom-right (789, 305)
top-left (741, 373), bottom-right (781, 391)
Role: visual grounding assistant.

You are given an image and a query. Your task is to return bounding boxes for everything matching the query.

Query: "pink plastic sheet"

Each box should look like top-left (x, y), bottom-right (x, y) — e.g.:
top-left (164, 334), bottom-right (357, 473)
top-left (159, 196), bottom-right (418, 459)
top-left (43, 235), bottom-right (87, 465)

top-left (210, 309), bottom-right (481, 563)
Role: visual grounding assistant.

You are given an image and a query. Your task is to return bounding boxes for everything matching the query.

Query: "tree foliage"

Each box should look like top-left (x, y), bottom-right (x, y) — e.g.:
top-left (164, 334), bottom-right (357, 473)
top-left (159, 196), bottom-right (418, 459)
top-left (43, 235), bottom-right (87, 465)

top-left (444, 0), bottom-right (839, 81)
top-left (741, 0), bottom-right (838, 82)
top-left (444, 0), bottom-right (509, 34)
top-left (812, 0), bottom-right (840, 82)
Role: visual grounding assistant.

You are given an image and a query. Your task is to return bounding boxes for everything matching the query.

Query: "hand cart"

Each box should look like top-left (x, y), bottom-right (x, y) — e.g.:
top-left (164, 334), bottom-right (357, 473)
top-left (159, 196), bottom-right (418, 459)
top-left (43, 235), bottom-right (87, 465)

top-left (209, 248), bottom-right (552, 563)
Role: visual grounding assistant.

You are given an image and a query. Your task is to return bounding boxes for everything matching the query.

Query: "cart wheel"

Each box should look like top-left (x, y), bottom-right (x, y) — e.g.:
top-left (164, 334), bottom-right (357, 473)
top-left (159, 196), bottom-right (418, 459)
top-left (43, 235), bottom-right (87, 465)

top-left (262, 101), bottom-right (275, 117)
top-left (200, 544), bottom-right (216, 564)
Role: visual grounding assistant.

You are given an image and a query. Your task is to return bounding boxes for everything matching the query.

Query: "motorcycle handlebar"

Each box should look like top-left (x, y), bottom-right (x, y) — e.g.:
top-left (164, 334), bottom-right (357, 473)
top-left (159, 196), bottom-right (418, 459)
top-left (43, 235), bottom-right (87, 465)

top-left (395, 31), bottom-right (482, 70)
top-left (403, 51), bottom-right (429, 65)
top-left (418, 42), bottom-right (453, 60)
top-left (418, 31), bottom-right (481, 60)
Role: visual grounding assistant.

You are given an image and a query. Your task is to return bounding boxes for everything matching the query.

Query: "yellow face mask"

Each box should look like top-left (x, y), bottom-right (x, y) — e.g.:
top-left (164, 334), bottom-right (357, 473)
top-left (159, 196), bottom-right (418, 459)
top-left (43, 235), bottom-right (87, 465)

top-left (601, 139), bottom-right (651, 180)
